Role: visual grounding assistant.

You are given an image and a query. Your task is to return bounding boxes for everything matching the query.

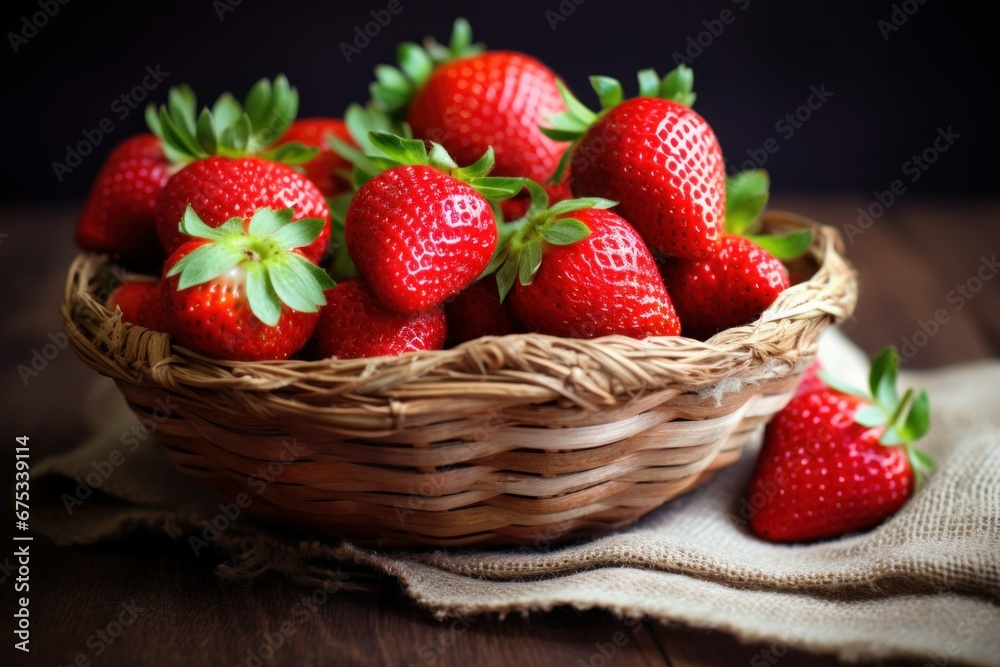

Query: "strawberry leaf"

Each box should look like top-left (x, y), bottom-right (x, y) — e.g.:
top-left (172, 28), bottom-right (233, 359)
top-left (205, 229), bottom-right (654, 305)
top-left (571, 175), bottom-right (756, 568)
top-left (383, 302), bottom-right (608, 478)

top-left (746, 230), bottom-right (812, 260)
top-left (543, 218), bottom-right (591, 245)
top-left (288, 252), bottom-right (336, 291)
top-left (267, 259), bottom-right (325, 313)
top-left (659, 65), bottom-right (696, 107)
top-left (548, 197), bottom-right (616, 216)
top-left (212, 93), bottom-right (242, 130)
top-left (855, 405), bottom-right (888, 427)
top-left (452, 148), bottom-right (494, 181)
top-left (167, 84), bottom-right (197, 137)
top-left (907, 446), bottom-right (935, 490)
top-left (496, 253), bottom-right (519, 301)
top-left (869, 347), bottom-right (901, 411)
top-left (446, 18), bottom-right (482, 59)
top-left (344, 102), bottom-right (410, 153)
top-left (541, 127), bottom-right (585, 142)
top-left (590, 76), bottom-right (623, 110)
top-left (637, 69), bottom-right (661, 98)
top-left (725, 170), bottom-right (770, 235)
top-left (368, 131), bottom-right (428, 165)
top-left (179, 205), bottom-right (238, 241)
top-left (518, 239), bottom-right (543, 286)
top-left (468, 177), bottom-right (526, 200)
top-left (258, 142), bottom-right (319, 165)
top-left (247, 207), bottom-right (294, 237)
top-left (195, 109), bottom-right (218, 155)
top-left (428, 143), bottom-right (459, 170)
top-left (245, 262), bottom-right (282, 327)
top-left (398, 42), bottom-right (434, 84)
top-left (899, 390), bottom-right (931, 442)
top-left (558, 80), bottom-right (598, 125)
top-left (172, 243), bottom-right (245, 290)
top-left (269, 217), bottom-right (327, 250)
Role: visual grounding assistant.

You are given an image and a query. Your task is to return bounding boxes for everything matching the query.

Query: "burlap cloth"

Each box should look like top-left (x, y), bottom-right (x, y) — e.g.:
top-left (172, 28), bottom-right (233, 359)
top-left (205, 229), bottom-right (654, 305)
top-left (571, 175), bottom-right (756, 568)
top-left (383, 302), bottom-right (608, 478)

top-left (33, 330), bottom-right (1000, 665)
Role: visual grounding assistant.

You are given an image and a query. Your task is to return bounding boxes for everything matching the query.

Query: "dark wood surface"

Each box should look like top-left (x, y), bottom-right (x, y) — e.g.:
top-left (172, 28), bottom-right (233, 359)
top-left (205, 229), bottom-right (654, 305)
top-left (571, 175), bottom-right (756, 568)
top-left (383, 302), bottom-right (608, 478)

top-left (3, 197), bottom-right (998, 667)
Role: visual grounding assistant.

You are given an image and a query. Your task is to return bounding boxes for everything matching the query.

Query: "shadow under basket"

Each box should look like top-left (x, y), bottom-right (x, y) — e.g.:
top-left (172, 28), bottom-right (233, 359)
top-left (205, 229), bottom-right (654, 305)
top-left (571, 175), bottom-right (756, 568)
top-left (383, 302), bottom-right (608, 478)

top-left (62, 211), bottom-right (858, 548)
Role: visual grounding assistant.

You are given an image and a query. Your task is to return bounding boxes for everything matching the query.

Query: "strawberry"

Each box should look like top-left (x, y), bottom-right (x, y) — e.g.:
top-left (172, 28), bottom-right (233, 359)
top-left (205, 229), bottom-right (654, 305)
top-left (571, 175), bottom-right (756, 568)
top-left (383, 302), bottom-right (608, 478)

top-left (446, 276), bottom-right (521, 345)
top-left (492, 184), bottom-right (680, 339)
top-left (161, 206), bottom-right (333, 361)
top-left (156, 156), bottom-right (331, 263)
top-left (370, 20), bottom-right (569, 184)
top-left (106, 280), bottom-right (168, 331)
top-left (339, 132), bottom-right (522, 314)
top-left (543, 66), bottom-right (725, 259)
top-left (310, 279), bottom-right (446, 359)
top-left (75, 134), bottom-right (173, 264)
top-left (660, 171), bottom-right (812, 340)
top-left (146, 77), bottom-right (330, 263)
top-left (748, 348), bottom-right (934, 543)
top-left (273, 118), bottom-right (355, 197)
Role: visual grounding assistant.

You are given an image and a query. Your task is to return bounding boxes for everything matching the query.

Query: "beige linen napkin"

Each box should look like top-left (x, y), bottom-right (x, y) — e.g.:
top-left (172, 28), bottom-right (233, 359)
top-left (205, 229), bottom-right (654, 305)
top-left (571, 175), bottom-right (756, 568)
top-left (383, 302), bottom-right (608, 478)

top-left (33, 331), bottom-right (1000, 665)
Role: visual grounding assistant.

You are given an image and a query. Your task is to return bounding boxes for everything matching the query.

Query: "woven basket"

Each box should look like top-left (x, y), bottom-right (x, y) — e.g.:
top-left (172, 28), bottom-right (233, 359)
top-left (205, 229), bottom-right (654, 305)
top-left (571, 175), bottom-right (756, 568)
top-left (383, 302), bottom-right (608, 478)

top-left (62, 211), bottom-right (857, 548)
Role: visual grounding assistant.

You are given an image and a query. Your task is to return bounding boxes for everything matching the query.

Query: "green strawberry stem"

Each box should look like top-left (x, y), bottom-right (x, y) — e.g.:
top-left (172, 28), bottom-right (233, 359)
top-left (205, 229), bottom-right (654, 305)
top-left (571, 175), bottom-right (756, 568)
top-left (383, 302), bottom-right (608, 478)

top-left (485, 181), bottom-right (615, 300)
top-left (819, 347), bottom-right (935, 488)
top-left (343, 102), bottom-right (412, 155)
top-left (724, 169), bottom-right (812, 260)
top-left (329, 130), bottom-right (524, 201)
top-left (166, 206), bottom-right (334, 326)
top-left (370, 18), bottom-right (485, 118)
top-left (146, 75), bottom-right (317, 165)
top-left (543, 65), bottom-right (696, 183)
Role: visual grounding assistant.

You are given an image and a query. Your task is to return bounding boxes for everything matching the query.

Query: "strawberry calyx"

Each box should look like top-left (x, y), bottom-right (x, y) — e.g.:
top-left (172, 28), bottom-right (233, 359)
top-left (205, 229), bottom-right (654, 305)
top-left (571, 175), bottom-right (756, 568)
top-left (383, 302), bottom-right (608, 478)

top-left (819, 347), bottom-right (935, 488)
top-left (543, 65), bottom-right (697, 182)
top-left (166, 205), bottom-right (334, 326)
top-left (485, 180), bottom-right (616, 300)
top-left (369, 18), bottom-right (485, 117)
top-left (330, 130), bottom-right (525, 201)
top-left (146, 75), bottom-right (317, 166)
top-left (725, 169), bottom-right (812, 260)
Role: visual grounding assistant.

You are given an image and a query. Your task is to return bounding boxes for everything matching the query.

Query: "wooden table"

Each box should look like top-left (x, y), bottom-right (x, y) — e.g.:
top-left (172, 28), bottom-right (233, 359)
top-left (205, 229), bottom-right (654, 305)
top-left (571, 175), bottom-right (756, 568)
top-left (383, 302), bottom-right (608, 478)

top-left (4, 197), bottom-right (997, 666)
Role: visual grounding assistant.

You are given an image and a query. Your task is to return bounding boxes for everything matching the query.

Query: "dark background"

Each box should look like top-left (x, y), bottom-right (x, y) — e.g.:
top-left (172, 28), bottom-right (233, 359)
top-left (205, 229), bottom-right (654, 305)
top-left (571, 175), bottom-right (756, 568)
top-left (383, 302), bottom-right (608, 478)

top-left (0, 0), bottom-right (995, 202)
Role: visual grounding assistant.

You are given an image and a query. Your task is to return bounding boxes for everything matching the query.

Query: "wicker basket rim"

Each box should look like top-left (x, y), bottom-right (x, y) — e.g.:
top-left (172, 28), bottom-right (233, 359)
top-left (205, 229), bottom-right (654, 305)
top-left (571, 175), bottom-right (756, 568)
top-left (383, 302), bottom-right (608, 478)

top-left (62, 210), bottom-right (858, 408)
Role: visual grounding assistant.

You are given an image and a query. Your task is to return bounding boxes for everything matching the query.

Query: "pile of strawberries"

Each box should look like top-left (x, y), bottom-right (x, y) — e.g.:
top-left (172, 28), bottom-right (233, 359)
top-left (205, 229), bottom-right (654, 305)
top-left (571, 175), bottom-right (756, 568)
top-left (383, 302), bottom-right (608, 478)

top-left (76, 20), bottom-right (936, 544)
top-left (77, 20), bottom-right (812, 362)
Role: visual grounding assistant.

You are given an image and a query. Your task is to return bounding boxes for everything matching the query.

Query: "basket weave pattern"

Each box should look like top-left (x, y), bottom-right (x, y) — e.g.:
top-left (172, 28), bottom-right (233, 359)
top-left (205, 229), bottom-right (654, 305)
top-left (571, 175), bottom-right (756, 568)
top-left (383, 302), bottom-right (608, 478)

top-left (62, 212), bottom-right (857, 547)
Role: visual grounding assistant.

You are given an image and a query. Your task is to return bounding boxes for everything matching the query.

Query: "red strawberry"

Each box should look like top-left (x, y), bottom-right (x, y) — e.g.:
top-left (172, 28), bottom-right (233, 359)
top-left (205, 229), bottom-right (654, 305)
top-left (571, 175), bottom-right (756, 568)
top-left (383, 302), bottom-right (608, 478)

top-left (106, 281), bottom-right (168, 331)
top-left (273, 118), bottom-right (355, 197)
top-left (662, 234), bottom-right (790, 340)
top-left (161, 206), bottom-right (333, 361)
top-left (147, 77), bottom-right (329, 263)
top-left (493, 186), bottom-right (680, 339)
top-left (749, 348), bottom-right (934, 543)
top-left (446, 276), bottom-right (521, 345)
top-left (543, 66), bottom-right (724, 259)
top-left (156, 156), bottom-right (330, 263)
top-left (342, 132), bottom-right (521, 314)
top-left (75, 134), bottom-right (173, 264)
top-left (371, 20), bottom-right (569, 183)
top-left (660, 170), bottom-right (812, 340)
top-left (310, 279), bottom-right (446, 359)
